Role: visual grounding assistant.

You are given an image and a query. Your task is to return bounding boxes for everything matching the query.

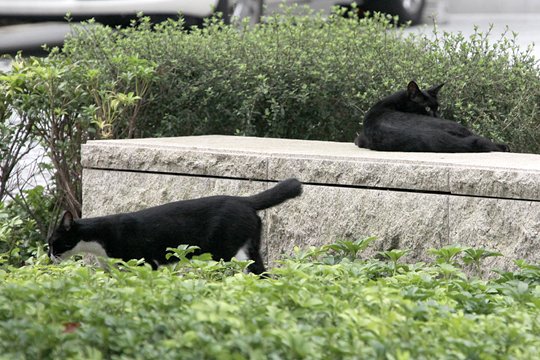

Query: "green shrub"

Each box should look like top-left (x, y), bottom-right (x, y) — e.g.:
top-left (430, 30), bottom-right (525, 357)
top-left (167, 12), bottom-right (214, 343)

top-left (52, 8), bottom-right (540, 152)
top-left (0, 243), bottom-right (539, 359)
top-left (1, 56), bottom-right (94, 217)
top-left (0, 186), bottom-right (55, 266)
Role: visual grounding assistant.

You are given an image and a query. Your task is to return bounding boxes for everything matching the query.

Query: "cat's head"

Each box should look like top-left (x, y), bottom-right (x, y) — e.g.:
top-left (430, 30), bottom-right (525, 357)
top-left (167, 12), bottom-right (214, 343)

top-left (404, 81), bottom-right (444, 117)
top-left (47, 211), bottom-right (85, 262)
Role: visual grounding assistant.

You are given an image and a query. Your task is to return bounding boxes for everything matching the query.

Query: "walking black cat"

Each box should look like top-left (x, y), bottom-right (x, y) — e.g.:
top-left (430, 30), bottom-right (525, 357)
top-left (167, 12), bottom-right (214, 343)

top-left (354, 81), bottom-right (509, 153)
top-left (48, 178), bottom-right (303, 275)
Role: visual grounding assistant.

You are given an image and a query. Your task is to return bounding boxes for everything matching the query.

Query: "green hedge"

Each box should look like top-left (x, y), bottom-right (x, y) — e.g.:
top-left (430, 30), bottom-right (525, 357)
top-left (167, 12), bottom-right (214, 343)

top-left (0, 243), bottom-right (539, 359)
top-left (51, 8), bottom-right (540, 152)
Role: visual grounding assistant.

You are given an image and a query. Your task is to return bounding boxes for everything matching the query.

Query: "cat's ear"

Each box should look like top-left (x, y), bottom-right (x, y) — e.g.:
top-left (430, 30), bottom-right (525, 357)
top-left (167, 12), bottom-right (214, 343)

top-left (61, 211), bottom-right (74, 231)
top-left (407, 81), bottom-right (421, 99)
top-left (427, 83), bottom-right (445, 97)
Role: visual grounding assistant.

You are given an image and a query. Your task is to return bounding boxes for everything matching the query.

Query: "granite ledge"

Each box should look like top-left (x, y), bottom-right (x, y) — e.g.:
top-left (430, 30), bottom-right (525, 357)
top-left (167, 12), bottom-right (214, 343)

top-left (81, 135), bottom-right (540, 201)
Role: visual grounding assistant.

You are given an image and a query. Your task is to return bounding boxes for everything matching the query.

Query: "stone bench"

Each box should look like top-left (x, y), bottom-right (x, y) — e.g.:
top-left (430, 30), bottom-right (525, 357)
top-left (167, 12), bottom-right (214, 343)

top-left (81, 135), bottom-right (540, 270)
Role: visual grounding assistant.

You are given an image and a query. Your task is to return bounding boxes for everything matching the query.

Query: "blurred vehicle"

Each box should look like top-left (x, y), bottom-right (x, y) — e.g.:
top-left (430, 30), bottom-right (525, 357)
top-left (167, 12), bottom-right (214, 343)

top-left (0, 0), bottom-right (264, 27)
top-left (356, 0), bottom-right (427, 24)
top-left (267, 0), bottom-right (428, 24)
top-left (0, 0), bottom-right (434, 54)
top-left (0, 0), bottom-right (428, 26)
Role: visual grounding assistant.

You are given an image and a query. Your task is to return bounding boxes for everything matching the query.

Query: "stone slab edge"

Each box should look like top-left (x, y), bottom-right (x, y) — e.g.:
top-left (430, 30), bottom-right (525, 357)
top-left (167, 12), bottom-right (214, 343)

top-left (81, 141), bottom-right (540, 201)
top-left (82, 143), bottom-right (268, 180)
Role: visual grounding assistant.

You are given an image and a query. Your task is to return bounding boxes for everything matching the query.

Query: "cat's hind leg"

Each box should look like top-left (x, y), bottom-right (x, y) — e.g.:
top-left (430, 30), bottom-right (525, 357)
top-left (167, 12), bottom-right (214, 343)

top-left (246, 217), bottom-right (267, 276)
top-left (247, 244), bottom-right (266, 276)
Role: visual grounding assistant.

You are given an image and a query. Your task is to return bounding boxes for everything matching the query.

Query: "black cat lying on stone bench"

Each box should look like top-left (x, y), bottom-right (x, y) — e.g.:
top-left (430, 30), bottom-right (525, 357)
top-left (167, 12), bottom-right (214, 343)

top-left (354, 81), bottom-right (509, 153)
top-left (48, 178), bottom-right (302, 275)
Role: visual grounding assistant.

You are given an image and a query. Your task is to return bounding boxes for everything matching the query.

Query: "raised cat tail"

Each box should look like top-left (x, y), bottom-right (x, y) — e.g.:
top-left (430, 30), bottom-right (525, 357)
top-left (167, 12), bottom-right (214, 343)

top-left (244, 178), bottom-right (303, 211)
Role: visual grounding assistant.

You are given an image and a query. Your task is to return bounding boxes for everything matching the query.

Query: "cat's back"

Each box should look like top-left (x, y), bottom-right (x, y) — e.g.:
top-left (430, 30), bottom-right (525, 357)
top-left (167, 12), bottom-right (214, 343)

top-left (79, 195), bottom-right (233, 224)
top-left (365, 100), bottom-right (469, 135)
top-left (362, 88), bottom-right (440, 133)
top-left (133, 195), bottom-right (236, 217)
top-left (364, 90), bottom-right (408, 124)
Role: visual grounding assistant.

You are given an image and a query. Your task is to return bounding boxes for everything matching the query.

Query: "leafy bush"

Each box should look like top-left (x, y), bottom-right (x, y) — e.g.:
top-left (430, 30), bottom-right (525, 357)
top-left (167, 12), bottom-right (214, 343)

top-left (0, 79), bottom-right (35, 201)
top-left (52, 8), bottom-right (539, 152)
top-left (0, 186), bottom-right (55, 266)
top-left (1, 57), bottom-right (96, 217)
top-left (0, 243), bottom-right (539, 359)
top-left (1, 57), bottom-right (69, 263)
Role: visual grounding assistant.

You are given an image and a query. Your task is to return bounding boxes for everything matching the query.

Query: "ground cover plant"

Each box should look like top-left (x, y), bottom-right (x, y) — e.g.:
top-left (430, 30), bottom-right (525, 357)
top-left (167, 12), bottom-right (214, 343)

top-left (0, 241), bottom-right (539, 359)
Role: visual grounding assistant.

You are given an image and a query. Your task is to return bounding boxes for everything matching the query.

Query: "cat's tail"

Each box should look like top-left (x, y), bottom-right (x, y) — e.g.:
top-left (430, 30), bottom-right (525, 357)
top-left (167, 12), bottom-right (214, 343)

top-left (244, 178), bottom-right (303, 211)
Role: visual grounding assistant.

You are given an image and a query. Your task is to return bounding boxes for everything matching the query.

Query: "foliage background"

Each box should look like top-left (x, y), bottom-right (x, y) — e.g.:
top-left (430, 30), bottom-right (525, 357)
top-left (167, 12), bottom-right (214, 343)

top-left (54, 9), bottom-right (540, 150)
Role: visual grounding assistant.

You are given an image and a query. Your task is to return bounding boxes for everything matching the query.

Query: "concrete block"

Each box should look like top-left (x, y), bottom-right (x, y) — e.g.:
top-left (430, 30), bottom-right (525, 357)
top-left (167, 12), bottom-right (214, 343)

top-left (265, 184), bottom-right (449, 266)
top-left (82, 169), bottom-right (268, 216)
top-left (449, 196), bottom-right (540, 270)
top-left (82, 135), bottom-right (540, 271)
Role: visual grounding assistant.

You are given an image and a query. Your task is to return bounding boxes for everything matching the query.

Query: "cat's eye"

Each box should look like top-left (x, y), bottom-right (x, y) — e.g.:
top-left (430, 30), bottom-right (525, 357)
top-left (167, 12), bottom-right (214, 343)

top-left (425, 106), bottom-right (432, 113)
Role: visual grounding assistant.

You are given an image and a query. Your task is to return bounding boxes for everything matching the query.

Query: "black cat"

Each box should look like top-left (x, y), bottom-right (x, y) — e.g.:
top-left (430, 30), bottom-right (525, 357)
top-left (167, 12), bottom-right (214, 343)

top-left (48, 178), bottom-right (302, 275)
top-left (354, 81), bottom-right (509, 152)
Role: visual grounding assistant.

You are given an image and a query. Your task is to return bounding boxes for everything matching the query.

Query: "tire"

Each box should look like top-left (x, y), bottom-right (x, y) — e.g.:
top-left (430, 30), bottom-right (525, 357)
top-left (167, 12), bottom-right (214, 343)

top-left (364, 0), bottom-right (426, 24)
top-left (217, 0), bottom-right (264, 26)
